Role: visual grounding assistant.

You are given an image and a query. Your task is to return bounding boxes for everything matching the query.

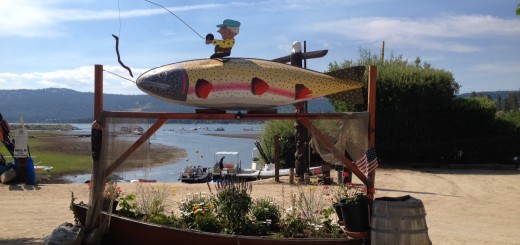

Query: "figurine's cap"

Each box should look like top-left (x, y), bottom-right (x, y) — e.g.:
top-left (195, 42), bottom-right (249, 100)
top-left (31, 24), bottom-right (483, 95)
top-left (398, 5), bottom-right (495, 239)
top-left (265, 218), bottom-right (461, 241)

top-left (217, 19), bottom-right (241, 28)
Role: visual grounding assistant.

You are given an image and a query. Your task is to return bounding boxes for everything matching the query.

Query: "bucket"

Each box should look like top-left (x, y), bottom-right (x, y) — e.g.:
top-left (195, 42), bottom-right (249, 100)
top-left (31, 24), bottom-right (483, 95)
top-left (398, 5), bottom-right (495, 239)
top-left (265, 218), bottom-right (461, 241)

top-left (371, 196), bottom-right (432, 245)
top-left (339, 202), bottom-right (370, 232)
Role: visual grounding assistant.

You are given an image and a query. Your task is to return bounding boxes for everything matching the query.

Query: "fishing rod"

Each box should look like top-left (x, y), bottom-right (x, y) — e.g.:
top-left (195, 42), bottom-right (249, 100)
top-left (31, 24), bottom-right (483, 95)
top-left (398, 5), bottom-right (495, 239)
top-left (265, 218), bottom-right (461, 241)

top-left (144, 0), bottom-right (205, 39)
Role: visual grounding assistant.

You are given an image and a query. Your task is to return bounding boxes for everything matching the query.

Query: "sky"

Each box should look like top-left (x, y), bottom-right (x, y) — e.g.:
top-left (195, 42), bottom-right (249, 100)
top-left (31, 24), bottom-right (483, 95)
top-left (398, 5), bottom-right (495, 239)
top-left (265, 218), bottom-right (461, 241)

top-left (0, 0), bottom-right (519, 95)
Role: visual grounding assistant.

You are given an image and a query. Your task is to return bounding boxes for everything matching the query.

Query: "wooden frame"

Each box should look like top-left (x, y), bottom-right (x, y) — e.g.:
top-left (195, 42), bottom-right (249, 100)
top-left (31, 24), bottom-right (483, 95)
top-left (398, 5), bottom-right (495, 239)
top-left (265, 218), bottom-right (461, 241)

top-left (93, 64), bottom-right (377, 188)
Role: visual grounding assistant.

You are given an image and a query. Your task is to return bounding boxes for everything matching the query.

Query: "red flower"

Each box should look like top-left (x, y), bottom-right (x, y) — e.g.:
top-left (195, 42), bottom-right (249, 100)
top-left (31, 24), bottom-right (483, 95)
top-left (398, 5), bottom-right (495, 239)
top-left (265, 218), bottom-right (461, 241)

top-left (342, 171), bottom-right (349, 177)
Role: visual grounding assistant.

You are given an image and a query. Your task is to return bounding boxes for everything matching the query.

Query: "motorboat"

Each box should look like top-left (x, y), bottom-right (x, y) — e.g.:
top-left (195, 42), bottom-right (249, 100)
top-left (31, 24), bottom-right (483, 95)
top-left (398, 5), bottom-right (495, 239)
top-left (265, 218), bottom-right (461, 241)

top-left (180, 165), bottom-right (212, 183)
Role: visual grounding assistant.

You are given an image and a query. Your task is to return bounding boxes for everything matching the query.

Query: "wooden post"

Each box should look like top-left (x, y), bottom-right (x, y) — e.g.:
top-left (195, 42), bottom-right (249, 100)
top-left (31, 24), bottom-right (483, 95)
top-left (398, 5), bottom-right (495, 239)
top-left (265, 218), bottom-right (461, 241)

top-left (94, 64), bottom-right (103, 120)
top-left (367, 66), bottom-right (377, 180)
top-left (274, 135), bottom-right (280, 182)
top-left (367, 66), bottom-right (377, 225)
top-left (381, 41), bottom-right (385, 62)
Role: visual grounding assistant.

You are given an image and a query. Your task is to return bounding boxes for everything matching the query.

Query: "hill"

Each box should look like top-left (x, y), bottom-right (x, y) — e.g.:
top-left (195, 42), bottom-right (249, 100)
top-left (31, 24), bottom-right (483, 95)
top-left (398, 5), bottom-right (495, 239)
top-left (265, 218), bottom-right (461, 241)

top-left (0, 88), bottom-right (334, 123)
top-left (458, 90), bottom-right (516, 100)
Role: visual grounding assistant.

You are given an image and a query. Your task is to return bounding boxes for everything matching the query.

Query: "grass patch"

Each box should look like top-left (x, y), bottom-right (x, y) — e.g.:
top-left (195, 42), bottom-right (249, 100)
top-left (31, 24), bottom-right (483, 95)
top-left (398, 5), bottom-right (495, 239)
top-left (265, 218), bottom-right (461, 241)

top-left (1, 131), bottom-right (93, 174)
top-left (2, 130), bottom-right (185, 177)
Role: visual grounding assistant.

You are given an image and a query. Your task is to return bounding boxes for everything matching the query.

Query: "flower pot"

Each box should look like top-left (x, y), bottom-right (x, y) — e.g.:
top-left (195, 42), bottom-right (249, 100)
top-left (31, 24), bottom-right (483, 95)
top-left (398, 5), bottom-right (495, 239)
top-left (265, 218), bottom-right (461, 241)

top-left (332, 203), bottom-right (343, 221)
top-left (102, 198), bottom-right (119, 213)
top-left (339, 202), bottom-right (369, 232)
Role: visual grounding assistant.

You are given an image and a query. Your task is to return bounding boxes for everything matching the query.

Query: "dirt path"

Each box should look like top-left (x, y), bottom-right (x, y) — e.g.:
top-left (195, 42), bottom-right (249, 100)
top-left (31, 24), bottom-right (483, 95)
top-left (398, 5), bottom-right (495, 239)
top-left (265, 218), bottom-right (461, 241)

top-left (0, 168), bottom-right (519, 244)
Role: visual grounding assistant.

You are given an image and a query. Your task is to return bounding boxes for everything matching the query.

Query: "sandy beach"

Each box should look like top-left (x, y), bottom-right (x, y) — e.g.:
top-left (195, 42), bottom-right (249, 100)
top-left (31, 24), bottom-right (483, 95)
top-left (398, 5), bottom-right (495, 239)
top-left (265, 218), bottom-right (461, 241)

top-left (0, 168), bottom-right (519, 244)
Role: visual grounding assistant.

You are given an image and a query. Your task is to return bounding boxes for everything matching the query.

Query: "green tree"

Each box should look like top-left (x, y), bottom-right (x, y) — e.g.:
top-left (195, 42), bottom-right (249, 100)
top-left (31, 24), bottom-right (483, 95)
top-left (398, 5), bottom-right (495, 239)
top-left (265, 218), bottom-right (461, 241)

top-left (260, 120), bottom-right (296, 168)
top-left (329, 48), bottom-right (520, 164)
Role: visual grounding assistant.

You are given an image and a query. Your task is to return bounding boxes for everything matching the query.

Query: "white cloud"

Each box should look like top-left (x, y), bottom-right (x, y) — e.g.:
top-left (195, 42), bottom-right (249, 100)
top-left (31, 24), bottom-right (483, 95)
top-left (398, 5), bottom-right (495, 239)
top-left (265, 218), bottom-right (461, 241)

top-left (471, 63), bottom-right (520, 73)
top-left (0, 66), bottom-right (147, 95)
top-left (0, 0), bottom-right (223, 38)
top-left (306, 15), bottom-right (520, 53)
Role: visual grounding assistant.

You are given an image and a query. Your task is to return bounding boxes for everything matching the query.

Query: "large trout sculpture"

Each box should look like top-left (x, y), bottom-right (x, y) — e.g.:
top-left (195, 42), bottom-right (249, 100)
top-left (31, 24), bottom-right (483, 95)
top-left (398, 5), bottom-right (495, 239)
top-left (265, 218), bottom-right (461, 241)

top-left (137, 58), bottom-right (364, 110)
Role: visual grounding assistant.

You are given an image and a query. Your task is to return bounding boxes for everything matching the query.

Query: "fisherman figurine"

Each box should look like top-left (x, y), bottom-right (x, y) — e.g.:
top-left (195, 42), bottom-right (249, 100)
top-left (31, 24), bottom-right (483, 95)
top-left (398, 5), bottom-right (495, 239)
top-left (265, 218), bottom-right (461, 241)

top-left (206, 19), bottom-right (240, 59)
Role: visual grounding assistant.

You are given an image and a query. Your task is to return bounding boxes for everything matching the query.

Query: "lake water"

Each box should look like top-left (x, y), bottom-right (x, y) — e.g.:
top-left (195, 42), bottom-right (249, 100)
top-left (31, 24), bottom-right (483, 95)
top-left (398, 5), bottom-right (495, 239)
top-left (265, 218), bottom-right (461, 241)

top-left (64, 123), bottom-right (264, 183)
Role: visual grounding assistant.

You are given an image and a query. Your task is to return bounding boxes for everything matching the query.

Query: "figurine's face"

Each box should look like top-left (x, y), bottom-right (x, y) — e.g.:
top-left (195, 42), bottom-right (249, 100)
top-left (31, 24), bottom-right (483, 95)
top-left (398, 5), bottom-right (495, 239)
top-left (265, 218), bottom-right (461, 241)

top-left (217, 27), bottom-right (235, 39)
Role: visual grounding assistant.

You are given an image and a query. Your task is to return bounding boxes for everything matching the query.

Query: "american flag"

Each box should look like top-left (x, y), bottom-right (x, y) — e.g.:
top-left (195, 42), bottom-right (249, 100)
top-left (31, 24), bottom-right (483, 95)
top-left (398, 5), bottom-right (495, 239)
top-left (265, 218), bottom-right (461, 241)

top-left (356, 147), bottom-right (379, 176)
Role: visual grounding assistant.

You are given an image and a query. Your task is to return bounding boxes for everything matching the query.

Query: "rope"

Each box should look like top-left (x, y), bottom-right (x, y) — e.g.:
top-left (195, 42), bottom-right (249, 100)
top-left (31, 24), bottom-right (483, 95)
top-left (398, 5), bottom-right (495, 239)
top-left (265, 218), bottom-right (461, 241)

top-left (144, 0), bottom-right (205, 39)
top-left (103, 69), bottom-right (136, 83)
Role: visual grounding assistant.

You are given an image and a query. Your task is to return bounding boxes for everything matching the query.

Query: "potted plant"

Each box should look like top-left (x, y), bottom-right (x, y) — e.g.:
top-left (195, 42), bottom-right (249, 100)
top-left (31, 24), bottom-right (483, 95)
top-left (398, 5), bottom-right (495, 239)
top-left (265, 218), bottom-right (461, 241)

top-left (88, 181), bottom-right (122, 213)
top-left (337, 183), bottom-right (370, 233)
top-left (103, 182), bottom-right (122, 212)
top-left (324, 172), bottom-right (351, 222)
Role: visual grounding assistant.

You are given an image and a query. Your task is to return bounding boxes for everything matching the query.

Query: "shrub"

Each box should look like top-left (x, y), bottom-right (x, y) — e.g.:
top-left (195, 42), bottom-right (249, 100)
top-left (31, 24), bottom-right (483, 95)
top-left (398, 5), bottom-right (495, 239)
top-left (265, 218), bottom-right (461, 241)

top-left (178, 192), bottom-right (214, 228)
top-left (250, 196), bottom-right (281, 230)
top-left (214, 179), bottom-right (253, 233)
top-left (134, 184), bottom-right (173, 222)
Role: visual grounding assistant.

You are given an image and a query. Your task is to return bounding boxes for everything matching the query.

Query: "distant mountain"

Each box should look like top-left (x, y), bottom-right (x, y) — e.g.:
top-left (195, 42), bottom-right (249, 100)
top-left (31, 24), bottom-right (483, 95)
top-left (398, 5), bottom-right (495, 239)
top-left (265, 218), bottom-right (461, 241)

top-left (0, 88), bottom-right (334, 123)
top-left (458, 90), bottom-right (517, 100)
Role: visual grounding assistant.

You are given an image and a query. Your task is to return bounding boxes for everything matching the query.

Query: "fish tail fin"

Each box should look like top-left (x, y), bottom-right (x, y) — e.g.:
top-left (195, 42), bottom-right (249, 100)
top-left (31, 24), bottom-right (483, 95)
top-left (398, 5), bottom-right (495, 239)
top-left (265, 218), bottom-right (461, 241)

top-left (325, 66), bottom-right (366, 104)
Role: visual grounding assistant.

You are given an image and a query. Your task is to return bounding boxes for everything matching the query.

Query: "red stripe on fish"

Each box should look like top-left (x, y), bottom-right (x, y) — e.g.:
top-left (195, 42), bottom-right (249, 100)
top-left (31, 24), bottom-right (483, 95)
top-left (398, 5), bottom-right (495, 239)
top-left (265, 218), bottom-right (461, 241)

top-left (251, 77), bottom-right (269, 96)
top-left (188, 82), bottom-right (296, 98)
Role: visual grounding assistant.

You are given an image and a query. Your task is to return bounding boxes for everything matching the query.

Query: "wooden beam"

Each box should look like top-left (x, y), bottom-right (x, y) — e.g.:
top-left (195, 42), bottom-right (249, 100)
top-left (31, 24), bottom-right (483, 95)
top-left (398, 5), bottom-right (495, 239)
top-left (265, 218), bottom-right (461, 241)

top-left (368, 66), bottom-right (377, 145)
top-left (298, 119), bottom-right (372, 188)
top-left (94, 65), bottom-right (103, 120)
top-left (103, 118), bottom-right (167, 179)
top-left (100, 111), bottom-right (367, 121)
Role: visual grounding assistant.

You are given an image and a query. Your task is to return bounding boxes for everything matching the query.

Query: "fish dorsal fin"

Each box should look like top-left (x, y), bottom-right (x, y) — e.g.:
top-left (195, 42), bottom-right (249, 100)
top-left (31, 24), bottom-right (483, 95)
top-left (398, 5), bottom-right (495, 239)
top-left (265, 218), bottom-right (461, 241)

top-left (325, 66), bottom-right (365, 82)
top-left (326, 89), bottom-right (364, 104)
top-left (325, 66), bottom-right (366, 104)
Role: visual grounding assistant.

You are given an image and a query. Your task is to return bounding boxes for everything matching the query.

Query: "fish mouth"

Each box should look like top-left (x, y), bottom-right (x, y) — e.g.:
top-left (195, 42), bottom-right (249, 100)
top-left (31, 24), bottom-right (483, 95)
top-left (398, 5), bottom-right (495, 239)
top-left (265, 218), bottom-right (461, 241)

top-left (136, 79), bottom-right (171, 90)
top-left (136, 67), bottom-right (189, 102)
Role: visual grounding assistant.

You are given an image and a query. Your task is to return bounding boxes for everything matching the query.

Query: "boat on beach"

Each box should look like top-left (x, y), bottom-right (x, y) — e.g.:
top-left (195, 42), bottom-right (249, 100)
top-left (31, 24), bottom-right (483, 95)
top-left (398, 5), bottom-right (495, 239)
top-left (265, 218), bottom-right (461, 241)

top-left (210, 149), bottom-right (322, 181)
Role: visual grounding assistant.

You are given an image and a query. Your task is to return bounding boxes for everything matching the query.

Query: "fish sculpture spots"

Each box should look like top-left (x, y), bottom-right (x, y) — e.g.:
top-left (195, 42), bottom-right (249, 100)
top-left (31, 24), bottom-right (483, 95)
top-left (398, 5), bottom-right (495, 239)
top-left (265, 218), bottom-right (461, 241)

top-left (137, 58), bottom-right (364, 110)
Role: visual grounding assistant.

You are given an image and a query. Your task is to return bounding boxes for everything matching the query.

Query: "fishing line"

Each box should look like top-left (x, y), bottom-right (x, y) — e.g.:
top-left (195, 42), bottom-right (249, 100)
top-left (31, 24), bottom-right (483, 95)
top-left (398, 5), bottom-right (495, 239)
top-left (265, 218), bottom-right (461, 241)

top-left (144, 0), bottom-right (205, 39)
top-left (117, 0), bottom-right (121, 37)
top-left (113, 0), bottom-right (133, 78)
top-left (103, 69), bottom-right (136, 83)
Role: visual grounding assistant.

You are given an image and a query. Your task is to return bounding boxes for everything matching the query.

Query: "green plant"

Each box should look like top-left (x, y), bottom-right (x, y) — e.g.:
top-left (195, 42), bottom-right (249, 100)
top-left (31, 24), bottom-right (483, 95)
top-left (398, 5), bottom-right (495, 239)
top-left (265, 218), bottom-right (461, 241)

top-left (178, 192), bottom-right (214, 228)
top-left (325, 182), bottom-right (370, 205)
top-left (118, 193), bottom-right (138, 219)
top-left (194, 211), bottom-right (220, 233)
top-left (87, 181), bottom-right (123, 201)
top-left (103, 182), bottom-right (123, 200)
top-left (214, 180), bottom-right (252, 233)
top-left (280, 206), bottom-right (306, 238)
top-left (294, 185), bottom-right (326, 224)
top-left (341, 183), bottom-right (369, 205)
top-left (250, 196), bottom-right (281, 230)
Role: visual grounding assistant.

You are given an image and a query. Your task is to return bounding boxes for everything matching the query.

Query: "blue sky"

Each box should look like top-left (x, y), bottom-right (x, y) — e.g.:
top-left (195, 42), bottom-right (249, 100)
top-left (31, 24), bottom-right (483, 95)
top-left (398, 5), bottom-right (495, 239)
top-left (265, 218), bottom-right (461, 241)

top-left (0, 0), bottom-right (519, 95)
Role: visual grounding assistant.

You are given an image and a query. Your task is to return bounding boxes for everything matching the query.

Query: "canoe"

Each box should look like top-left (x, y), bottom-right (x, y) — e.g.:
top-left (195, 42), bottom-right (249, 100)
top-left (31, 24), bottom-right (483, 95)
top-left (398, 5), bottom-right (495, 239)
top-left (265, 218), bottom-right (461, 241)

top-left (72, 203), bottom-right (365, 245)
